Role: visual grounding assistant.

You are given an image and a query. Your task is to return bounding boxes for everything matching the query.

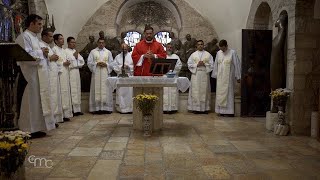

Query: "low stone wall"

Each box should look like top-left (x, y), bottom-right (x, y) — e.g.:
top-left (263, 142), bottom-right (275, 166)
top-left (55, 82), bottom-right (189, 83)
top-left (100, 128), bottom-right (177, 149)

top-left (80, 92), bottom-right (241, 116)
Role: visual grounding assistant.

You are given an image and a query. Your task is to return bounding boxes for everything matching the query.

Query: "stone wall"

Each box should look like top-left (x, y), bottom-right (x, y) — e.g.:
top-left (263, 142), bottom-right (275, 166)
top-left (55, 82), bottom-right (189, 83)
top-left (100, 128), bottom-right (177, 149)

top-left (76, 0), bottom-right (218, 51)
top-left (28, 0), bottom-right (48, 18)
top-left (294, 0), bottom-right (320, 135)
top-left (247, 0), bottom-right (320, 135)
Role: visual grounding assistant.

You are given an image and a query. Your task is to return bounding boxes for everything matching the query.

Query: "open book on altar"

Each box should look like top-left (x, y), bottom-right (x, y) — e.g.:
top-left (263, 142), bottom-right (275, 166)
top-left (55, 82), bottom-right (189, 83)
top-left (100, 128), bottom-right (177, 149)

top-left (150, 58), bottom-right (177, 76)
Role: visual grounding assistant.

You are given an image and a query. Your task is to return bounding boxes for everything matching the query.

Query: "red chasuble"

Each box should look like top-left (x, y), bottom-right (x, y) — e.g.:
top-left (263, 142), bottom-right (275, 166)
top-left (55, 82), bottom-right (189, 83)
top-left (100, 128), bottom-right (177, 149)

top-left (132, 39), bottom-right (166, 76)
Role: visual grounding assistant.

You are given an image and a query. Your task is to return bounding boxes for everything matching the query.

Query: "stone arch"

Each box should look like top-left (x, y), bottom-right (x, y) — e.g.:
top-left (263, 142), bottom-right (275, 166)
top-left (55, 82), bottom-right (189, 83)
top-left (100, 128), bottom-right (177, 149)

top-left (28, 0), bottom-right (48, 18)
top-left (253, 2), bottom-right (272, 30)
top-left (76, 0), bottom-right (218, 51)
top-left (115, 0), bottom-right (182, 32)
top-left (116, 1), bottom-right (180, 37)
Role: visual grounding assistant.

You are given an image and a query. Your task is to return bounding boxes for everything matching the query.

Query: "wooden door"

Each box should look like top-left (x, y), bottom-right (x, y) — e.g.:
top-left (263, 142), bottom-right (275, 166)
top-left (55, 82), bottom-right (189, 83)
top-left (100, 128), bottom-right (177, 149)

top-left (241, 30), bottom-right (272, 117)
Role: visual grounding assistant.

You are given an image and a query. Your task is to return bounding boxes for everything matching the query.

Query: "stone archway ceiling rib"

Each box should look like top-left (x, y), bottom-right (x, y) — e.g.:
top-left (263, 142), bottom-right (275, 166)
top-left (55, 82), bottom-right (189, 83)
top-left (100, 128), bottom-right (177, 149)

top-left (116, 0), bottom-right (182, 29)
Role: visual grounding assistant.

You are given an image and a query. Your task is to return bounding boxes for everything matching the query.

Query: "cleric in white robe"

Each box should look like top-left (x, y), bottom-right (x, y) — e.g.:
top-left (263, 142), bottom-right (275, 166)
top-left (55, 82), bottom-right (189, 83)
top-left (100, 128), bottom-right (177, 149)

top-left (15, 14), bottom-right (55, 136)
top-left (65, 37), bottom-right (85, 116)
top-left (52, 34), bottom-right (73, 121)
top-left (87, 38), bottom-right (114, 113)
top-left (39, 28), bottom-right (63, 124)
top-left (212, 39), bottom-right (241, 116)
top-left (163, 43), bottom-right (182, 112)
top-left (112, 43), bottom-right (134, 113)
top-left (187, 40), bottom-right (214, 113)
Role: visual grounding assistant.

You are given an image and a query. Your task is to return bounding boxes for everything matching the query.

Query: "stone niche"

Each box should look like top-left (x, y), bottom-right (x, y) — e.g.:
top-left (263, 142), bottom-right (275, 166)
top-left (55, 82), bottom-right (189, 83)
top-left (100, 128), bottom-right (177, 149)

top-left (247, 0), bottom-right (320, 135)
top-left (76, 0), bottom-right (218, 51)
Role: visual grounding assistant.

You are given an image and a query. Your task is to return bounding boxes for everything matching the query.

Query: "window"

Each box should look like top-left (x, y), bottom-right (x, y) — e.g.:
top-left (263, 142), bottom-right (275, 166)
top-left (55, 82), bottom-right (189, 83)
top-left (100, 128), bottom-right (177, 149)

top-left (124, 31), bottom-right (141, 51)
top-left (155, 31), bottom-right (171, 48)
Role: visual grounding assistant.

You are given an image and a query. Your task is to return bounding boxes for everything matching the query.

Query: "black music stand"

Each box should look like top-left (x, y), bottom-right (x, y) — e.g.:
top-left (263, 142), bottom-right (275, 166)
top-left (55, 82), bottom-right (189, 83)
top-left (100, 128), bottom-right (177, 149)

top-left (0, 43), bottom-right (35, 129)
top-left (150, 58), bottom-right (177, 76)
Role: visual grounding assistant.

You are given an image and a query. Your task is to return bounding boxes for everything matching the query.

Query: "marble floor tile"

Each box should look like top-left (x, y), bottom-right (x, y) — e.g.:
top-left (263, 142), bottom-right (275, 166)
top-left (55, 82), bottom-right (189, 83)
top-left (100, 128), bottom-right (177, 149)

top-left (230, 140), bottom-right (268, 151)
top-left (87, 160), bottom-right (121, 180)
top-left (68, 147), bottom-right (102, 157)
top-left (25, 112), bottom-right (320, 179)
top-left (48, 157), bottom-right (97, 178)
top-left (99, 150), bottom-right (124, 160)
top-left (108, 137), bottom-right (129, 143)
top-left (104, 142), bottom-right (127, 150)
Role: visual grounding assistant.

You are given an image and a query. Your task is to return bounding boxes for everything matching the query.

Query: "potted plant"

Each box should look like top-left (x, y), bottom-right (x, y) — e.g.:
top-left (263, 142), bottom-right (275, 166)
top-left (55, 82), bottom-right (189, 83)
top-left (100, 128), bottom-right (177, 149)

top-left (270, 88), bottom-right (291, 136)
top-left (0, 130), bottom-right (30, 179)
top-left (133, 93), bottom-right (158, 136)
top-left (270, 88), bottom-right (290, 112)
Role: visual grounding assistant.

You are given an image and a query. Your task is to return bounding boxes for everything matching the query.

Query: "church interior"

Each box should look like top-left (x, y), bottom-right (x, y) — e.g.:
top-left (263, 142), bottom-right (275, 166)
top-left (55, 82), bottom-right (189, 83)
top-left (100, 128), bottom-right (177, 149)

top-left (1, 0), bottom-right (320, 179)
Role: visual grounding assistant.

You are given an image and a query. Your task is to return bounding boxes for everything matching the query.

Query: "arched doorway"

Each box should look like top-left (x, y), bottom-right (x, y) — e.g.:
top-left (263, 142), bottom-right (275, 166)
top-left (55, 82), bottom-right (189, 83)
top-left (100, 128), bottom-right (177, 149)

top-left (253, 2), bottom-right (272, 30)
top-left (241, 2), bottom-right (273, 117)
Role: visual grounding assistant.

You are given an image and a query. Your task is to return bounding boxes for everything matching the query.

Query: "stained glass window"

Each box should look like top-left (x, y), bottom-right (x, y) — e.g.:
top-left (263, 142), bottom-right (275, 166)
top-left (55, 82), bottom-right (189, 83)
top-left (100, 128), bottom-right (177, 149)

top-left (155, 31), bottom-right (171, 48)
top-left (0, 0), bottom-right (28, 42)
top-left (124, 31), bottom-right (141, 51)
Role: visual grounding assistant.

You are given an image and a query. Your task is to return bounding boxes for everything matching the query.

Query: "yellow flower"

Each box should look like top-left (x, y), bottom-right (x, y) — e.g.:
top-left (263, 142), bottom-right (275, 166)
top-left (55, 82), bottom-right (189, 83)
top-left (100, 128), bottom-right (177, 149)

top-left (21, 143), bottom-right (28, 149)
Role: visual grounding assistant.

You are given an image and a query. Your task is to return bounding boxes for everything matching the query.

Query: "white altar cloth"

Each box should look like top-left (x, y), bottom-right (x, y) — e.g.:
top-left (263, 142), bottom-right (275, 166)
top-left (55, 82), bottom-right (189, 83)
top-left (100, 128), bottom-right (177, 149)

top-left (107, 76), bottom-right (190, 92)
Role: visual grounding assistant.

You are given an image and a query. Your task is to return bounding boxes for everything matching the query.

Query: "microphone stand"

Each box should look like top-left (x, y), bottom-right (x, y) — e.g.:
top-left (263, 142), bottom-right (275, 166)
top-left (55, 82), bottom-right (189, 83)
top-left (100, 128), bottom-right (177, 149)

top-left (119, 49), bottom-right (129, 78)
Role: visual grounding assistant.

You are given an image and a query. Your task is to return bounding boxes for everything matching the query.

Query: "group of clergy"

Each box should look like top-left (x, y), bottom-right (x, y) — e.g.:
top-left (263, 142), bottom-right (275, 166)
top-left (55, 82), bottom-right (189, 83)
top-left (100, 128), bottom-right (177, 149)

top-left (15, 14), bottom-right (87, 138)
top-left (131, 26), bottom-right (241, 115)
top-left (15, 14), bottom-right (241, 138)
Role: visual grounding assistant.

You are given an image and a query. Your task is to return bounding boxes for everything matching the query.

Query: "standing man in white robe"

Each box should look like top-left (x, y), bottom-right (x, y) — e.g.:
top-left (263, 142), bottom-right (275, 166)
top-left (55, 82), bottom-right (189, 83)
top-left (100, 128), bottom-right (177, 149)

top-left (15, 14), bottom-right (55, 138)
top-left (163, 43), bottom-right (182, 113)
top-left (212, 39), bottom-right (241, 116)
top-left (52, 34), bottom-right (73, 121)
top-left (87, 38), bottom-right (114, 114)
top-left (65, 37), bottom-right (85, 116)
top-left (187, 40), bottom-right (214, 113)
top-left (112, 43), bottom-right (134, 113)
top-left (39, 28), bottom-right (63, 125)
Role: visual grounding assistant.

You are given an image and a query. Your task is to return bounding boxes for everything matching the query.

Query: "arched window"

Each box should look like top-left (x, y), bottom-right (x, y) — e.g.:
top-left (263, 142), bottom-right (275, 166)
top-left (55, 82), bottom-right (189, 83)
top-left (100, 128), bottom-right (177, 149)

top-left (155, 31), bottom-right (171, 47)
top-left (124, 31), bottom-right (141, 51)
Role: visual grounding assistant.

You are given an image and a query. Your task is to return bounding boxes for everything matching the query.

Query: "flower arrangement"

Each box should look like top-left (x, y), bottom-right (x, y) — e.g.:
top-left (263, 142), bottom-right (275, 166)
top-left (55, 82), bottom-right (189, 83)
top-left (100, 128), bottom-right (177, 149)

top-left (270, 88), bottom-right (291, 113)
top-left (133, 93), bottom-right (159, 115)
top-left (0, 130), bottom-right (30, 178)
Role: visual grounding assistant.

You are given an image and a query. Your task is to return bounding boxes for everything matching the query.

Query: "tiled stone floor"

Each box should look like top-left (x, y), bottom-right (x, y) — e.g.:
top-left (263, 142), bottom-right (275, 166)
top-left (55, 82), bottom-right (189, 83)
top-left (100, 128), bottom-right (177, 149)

top-left (25, 113), bottom-right (320, 180)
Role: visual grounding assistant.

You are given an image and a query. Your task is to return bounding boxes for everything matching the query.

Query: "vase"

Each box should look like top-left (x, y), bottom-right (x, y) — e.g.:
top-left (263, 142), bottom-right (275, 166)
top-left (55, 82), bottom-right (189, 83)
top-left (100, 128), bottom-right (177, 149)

top-left (0, 163), bottom-right (25, 180)
top-left (143, 114), bottom-right (152, 136)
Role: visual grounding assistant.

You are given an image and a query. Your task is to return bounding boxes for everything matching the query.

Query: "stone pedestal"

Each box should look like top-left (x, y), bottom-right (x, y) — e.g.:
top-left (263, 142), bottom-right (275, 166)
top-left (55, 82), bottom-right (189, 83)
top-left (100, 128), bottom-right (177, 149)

top-left (266, 111), bottom-right (278, 131)
top-left (111, 77), bottom-right (189, 131)
top-left (133, 87), bottom-right (163, 131)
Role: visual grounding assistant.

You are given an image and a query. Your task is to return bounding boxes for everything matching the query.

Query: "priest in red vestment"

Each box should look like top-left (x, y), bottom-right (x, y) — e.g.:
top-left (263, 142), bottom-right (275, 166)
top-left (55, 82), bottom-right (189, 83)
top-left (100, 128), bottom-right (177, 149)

top-left (132, 26), bottom-right (166, 76)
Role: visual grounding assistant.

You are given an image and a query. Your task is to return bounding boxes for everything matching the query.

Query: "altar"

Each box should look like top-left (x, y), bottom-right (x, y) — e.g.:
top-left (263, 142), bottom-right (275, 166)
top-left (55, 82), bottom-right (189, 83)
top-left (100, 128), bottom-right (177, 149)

top-left (107, 76), bottom-right (190, 131)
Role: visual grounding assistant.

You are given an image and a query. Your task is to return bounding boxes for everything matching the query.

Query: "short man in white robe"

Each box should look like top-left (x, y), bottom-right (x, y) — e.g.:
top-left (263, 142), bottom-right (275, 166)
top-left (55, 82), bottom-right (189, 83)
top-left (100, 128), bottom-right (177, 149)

top-left (15, 14), bottom-right (55, 138)
top-left (65, 36), bottom-right (85, 116)
top-left (212, 39), bottom-right (241, 116)
top-left (39, 28), bottom-right (63, 125)
top-left (52, 34), bottom-right (73, 121)
top-left (112, 43), bottom-right (134, 113)
top-left (187, 40), bottom-right (214, 113)
top-left (163, 43), bottom-right (182, 112)
top-left (87, 38), bottom-right (114, 114)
